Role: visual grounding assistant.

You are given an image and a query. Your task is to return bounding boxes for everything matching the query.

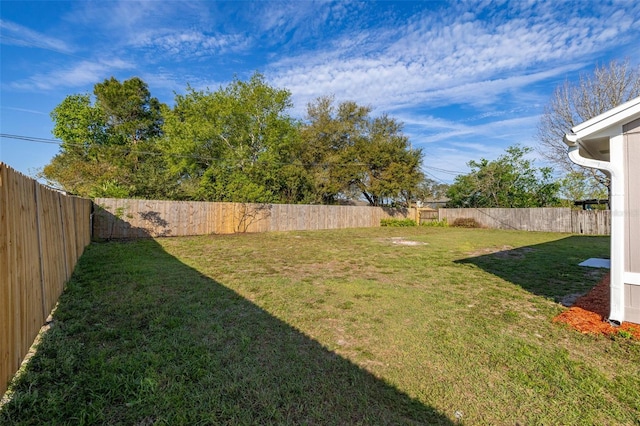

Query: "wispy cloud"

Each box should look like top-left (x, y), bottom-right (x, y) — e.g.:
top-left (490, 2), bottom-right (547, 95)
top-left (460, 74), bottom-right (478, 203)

top-left (407, 115), bottom-right (539, 145)
top-left (10, 59), bottom-right (133, 91)
top-left (0, 106), bottom-right (48, 116)
top-left (246, 1), bottom-right (364, 48)
top-left (65, 0), bottom-right (176, 33)
top-left (403, 113), bottom-right (543, 183)
top-left (0, 19), bottom-right (73, 54)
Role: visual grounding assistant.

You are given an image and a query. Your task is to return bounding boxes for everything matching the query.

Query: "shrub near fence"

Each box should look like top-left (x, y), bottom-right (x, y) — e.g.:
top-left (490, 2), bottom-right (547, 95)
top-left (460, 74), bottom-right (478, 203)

top-left (93, 198), bottom-right (413, 239)
top-left (0, 163), bottom-right (91, 397)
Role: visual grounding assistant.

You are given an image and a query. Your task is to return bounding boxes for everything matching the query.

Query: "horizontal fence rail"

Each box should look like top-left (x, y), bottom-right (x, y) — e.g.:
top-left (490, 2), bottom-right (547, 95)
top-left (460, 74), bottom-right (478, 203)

top-left (438, 208), bottom-right (610, 235)
top-left (1, 163), bottom-right (91, 397)
top-left (93, 198), bottom-right (413, 239)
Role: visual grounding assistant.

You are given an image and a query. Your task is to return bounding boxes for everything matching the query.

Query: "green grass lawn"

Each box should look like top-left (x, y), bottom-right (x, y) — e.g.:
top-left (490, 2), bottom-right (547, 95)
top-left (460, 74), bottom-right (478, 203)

top-left (2, 227), bottom-right (639, 425)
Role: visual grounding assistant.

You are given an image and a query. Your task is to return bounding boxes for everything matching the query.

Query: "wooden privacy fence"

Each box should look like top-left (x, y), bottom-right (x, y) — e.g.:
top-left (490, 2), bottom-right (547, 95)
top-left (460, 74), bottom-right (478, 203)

top-left (438, 208), bottom-right (610, 235)
top-left (93, 198), bottom-right (412, 239)
top-left (93, 200), bottom-right (612, 238)
top-left (0, 163), bottom-right (91, 397)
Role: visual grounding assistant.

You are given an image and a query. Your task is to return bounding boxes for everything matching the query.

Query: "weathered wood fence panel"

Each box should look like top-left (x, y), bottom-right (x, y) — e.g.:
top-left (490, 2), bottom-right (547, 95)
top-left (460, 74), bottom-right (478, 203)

top-left (1, 163), bottom-right (91, 397)
top-left (571, 210), bottom-right (611, 235)
top-left (438, 208), bottom-right (610, 235)
top-left (93, 198), bottom-right (411, 238)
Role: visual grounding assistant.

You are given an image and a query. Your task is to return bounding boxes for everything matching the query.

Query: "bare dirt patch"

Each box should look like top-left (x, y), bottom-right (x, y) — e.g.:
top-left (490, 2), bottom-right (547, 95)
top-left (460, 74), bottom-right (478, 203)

top-left (384, 237), bottom-right (427, 246)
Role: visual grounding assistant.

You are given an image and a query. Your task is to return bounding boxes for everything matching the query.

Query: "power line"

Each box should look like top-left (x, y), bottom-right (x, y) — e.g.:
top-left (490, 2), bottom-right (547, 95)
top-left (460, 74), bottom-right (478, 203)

top-left (422, 168), bottom-right (448, 183)
top-left (0, 134), bottom-right (62, 145)
top-left (0, 133), bottom-right (478, 194)
top-left (421, 165), bottom-right (464, 176)
top-left (0, 133), bottom-right (424, 169)
top-left (428, 165), bottom-right (465, 175)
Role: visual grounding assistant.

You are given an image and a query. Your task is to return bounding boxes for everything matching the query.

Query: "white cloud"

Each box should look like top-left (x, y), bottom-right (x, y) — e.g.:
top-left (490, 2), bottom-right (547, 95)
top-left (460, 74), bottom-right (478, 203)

top-left (403, 114), bottom-right (543, 182)
top-left (400, 114), bottom-right (461, 130)
top-left (131, 29), bottom-right (250, 58)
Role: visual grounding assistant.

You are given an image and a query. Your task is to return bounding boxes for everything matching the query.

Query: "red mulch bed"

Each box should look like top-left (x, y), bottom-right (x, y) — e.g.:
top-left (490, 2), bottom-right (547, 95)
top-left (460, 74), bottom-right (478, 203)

top-left (553, 273), bottom-right (640, 339)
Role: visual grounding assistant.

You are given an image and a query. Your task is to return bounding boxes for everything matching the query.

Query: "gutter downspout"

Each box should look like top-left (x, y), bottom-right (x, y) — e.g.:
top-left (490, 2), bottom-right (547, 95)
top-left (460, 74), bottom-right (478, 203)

top-left (565, 137), bottom-right (625, 324)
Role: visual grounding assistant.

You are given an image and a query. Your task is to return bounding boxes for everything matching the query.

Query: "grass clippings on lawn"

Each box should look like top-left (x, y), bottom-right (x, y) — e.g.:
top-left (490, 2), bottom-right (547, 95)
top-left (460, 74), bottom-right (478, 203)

top-left (2, 227), bottom-right (639, 425)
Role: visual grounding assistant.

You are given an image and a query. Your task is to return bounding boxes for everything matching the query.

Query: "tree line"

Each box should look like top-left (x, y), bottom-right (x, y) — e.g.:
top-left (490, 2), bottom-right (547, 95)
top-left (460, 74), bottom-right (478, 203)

top-left (43, 73), bottom-right (421, 206)
top-left (43, 60), bottom-right (639, 207)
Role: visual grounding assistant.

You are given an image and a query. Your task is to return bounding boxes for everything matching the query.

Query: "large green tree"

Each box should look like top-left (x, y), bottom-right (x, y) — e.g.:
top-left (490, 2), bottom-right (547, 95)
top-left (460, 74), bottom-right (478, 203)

top-left (43, 77), bottom-right (172, 198)
top-left (300, 97), bottom-right (369, 204)
top-left (162, 73), bottom-right (309, 203)
top-left (94, 76), bottom-right (164, 145)
top-left (300, 96), bottom-right (422, 206)
top-left (352, 114), bottom-right (423, 206)
top-left (446, 145), bottom-right (560, 208)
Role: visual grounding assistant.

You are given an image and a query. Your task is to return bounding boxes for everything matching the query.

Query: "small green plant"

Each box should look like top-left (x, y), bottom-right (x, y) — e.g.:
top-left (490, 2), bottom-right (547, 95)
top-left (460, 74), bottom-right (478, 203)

top-left (114, 206), bottom-right (126, 220)
top-left (380, 218), bottom-right (417, 227)
top-left (452, 217), bottom-right (482, 228)
top-left (617, 329), bottom-right (633, 339)
top-left (422, 219), bottom-right (448, 227)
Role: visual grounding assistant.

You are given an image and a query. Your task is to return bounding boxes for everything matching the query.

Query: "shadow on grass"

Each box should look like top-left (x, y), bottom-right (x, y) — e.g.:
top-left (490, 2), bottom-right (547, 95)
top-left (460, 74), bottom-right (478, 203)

top-left (455, 235), bottom-right (610, 301)
top-left (1, 237), bottom-right (452, 425)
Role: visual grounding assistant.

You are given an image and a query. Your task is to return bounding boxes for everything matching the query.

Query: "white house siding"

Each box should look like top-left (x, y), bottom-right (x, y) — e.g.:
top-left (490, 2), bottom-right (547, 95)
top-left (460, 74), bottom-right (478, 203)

top-left (623, 117), bottom-right (640, 323)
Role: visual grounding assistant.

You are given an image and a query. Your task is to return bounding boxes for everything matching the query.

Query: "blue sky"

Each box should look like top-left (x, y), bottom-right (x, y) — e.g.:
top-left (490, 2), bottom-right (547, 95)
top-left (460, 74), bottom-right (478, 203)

top-left (1, 0), bottom-right (639, 183)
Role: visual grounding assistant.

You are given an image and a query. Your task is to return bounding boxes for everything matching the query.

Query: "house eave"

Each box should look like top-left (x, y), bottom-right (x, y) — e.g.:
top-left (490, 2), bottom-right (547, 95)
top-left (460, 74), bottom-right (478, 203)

top-left (564, 96), bottom-right (640, 166)
top-left (567, 96), bottom-right (640, 142)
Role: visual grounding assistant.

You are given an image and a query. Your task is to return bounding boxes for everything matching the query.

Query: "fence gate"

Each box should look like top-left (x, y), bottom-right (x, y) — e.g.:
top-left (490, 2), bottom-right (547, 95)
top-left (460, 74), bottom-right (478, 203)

top-left (417, 208), bottom-right (438, 223)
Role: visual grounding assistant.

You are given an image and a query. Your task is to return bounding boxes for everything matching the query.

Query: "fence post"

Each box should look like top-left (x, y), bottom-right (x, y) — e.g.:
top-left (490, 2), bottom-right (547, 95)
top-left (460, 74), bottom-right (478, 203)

top-left (33, 181), bottom-right (47, 321)
top-left (57, 193), bottom-right (69, 280)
